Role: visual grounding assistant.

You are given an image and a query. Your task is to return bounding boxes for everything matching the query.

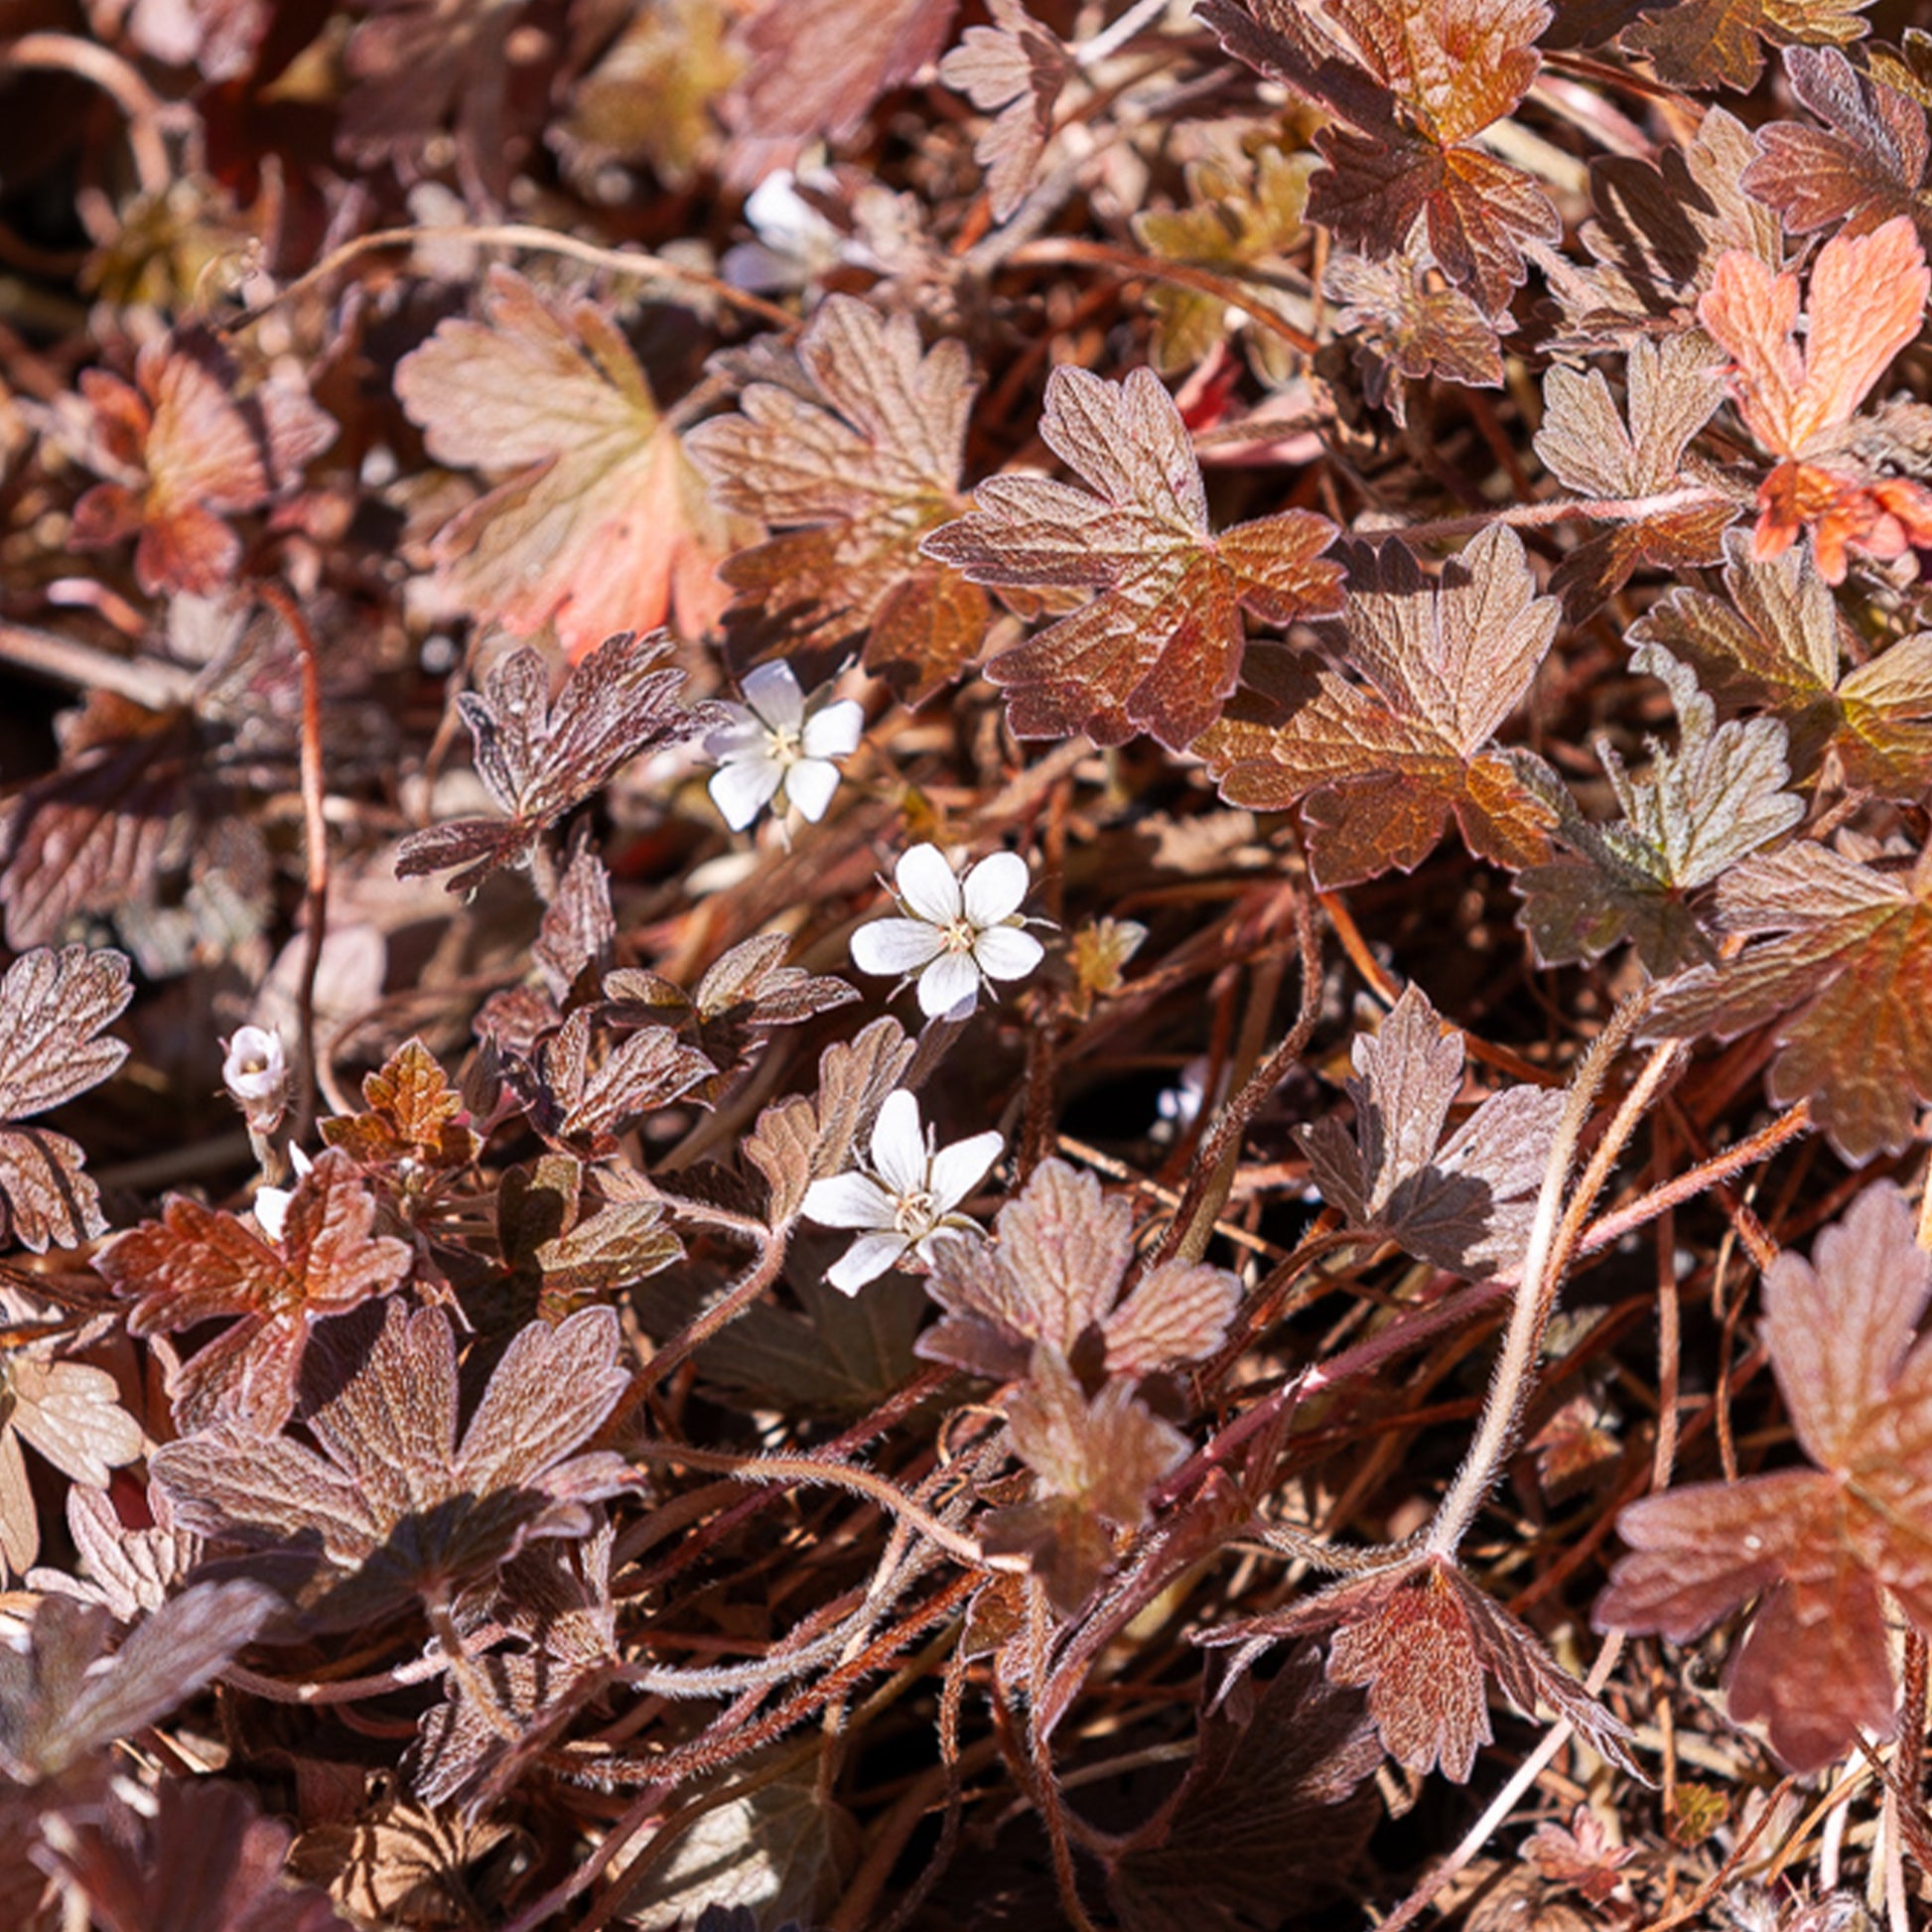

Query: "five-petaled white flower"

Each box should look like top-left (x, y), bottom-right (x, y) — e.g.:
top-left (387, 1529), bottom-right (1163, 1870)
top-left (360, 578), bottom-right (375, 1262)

top-left (801, 1089), bottom-right (1003, 1295)
top-left (850, 845), bottom-right (1044, 1018)
top-left (705, 661), bottom-right (865, 832)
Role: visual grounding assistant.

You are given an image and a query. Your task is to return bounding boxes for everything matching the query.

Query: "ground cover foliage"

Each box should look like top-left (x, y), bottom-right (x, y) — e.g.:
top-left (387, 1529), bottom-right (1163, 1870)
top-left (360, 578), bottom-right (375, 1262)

top-left (11, 0), bottom-right (1932, 1926)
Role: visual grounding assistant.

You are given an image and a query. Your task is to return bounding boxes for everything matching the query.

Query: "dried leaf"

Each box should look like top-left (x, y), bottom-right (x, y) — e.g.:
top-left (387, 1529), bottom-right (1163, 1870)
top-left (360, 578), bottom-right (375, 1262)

top-left (1641, 839), bottom-right (1932, 1162)
top-left (151, 1301), bottom-right (632, 1628)
top-left (68, 330), bottom-right (334, 598)
top-left (1629, 525), bottom-right (1932, 797)
top-left (1513, 645), bottom-right (1806, 975)
top-left (1300, 985), bottom-right (1565, 1275)
top-left (1534, 334), bottom-right (1735, 616)
top-left (394, 629), bottom-right (725, 895)
top-left (1197, 0), bottom-right (1559, 313)
top-left (0, 946), bottom-right (133, 1252)
top-left (924, 364), bottom-right (1343, 751)
top-left (921, 1157), bottom-right (1239, 1380)
top-left (0, 1583), bottom-right (278, 1783)
top-left (101, 1147), bottom-right (414, 1436)
top-left (687, 296), bottom-right (988, 702)
top-left (1623, 0), bottom-right (1874, 93)
top-left (726, 0), bottom-right (956, 147)
top-left (1194, 526), bottom-right (1560, 888)
top-left (1744, 47), bottom-right (1931, 241)
top-left (396, 268), bottom-right (745, 656)
top-left (938, 0), bottom-right (1070, 222)
top-left (1595, 1181), bottom-right (1932, 1772)
top-left (1206, 1554), bottom-right (1639, 1782)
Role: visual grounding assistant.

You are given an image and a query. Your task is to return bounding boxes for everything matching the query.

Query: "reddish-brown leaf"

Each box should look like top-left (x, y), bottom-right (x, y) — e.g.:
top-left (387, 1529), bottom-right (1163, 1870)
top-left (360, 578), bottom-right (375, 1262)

top-left (0, 946), bottom-right (133, 1252)
top-left (320, 1037), bottom-right (483, 1178)
top-left (1596, 1181), bottom-right (1932, 1772)
top-left (0, 1356), bottom-right (144, 1577)
top-left (1641, 839), bottom-right (1932, 1163)
top-left (1196, 0), bottom-right (1559, 313)
top-left (921, 1157), bottom-right (1239, 1381)
top-left (1629, 526), bottom-right (1932, 797)
top-left (394, 629), bottom-right (726, 894)
top-left (1194, 525), bottom-right (1560, 888)
top-left (1324, 247), bottom-right (1504, 429)
top-left (514, 1009), bottom-right (716, 1155)
top-left (395, 268), bottom-right (748, 658)
top-left (1208, 1554), bottom-right (1639, 1782)
top-left (1300, 985), bottom-right (1565, 1275)
top-left (1622, 0), bottom-right (1874, 93)
top-left (924, 364), bottom-right (1342, 750)
top-left (1744, 47), bottom-right (1931, 241)
top-left (102, 1147), bottom-right (413, 1435)
top-left (67, 331), bottom-right (334, 598)
top-left (938, 0), bottom-right (1069, 222)
top-left (686, 295), bottom-right (989, 702)
top-left (151, 1300), bottom-right (632, 1629)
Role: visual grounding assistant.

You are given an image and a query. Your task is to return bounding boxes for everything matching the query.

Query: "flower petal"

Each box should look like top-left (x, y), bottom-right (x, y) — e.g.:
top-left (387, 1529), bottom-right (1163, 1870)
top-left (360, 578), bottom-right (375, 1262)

top-left (801, 1172), bottom-right (898, 1230)
top-left (896, 843), bottom-right (963, 924)
top-left (917, 952), bottom-right (981, 1018)
top-left (802, 699), bottom-right (865, 759)
top-left (826, 1231), bottom-right (912, 1296)
top-left (741, 660), bottom-right (805, 732)
top-left (869, 1089), bottom-right (927, 1195)
top-left (962, 851), bottom-right (1030, 927)
top-left (709, 758), bottom-right (783, 832)
top-left (703, 712), bottom-right (765, 760)
top-left (783, 758), bottom-right (840, 823)
top-left (852, 917), bottom-right (944, 978)
top-left (971, 925), bottom-right (1044, 983)
top-left (928, 1130), bottom-right (1003, 1213)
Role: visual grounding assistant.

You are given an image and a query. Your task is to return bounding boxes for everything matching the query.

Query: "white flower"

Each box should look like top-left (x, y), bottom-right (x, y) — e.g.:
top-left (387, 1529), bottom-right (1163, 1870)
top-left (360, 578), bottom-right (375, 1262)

top-left (722, 170), bottom-right (846, 293)
top-left (222, 1025), bottom-right (288, 1131)
top-left (801, 1089), bottom-right (1003, 1295)
top-left (850, 845), bottom-right (1045, 1018)
top-left (251, 1144), bottom-right (314, 1245)
top-left (705, 661), bottom-right (865, 832)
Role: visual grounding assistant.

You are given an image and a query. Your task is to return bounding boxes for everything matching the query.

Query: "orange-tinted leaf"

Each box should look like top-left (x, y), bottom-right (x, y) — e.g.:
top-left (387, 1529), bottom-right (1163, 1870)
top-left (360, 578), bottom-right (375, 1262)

top-left (1596, 1182), bottom-right (1932, 1772)
top-left (102, 1147), bottom-right (413, 1435)
top-left (396, 268), bottom-right (747, 658)
top-left (151, 1301), bottom-right (632, 1629)
top-left (687, 295), bottom-right (988, 703)
top-left (1534, 334), bottom-right (1733, 617)
top-left (0, 946), bottom-right (132, 1252)
top-left (939, 0), bottom-right (1070, 222)
top-left (924, 364), bottom-right (1342, 750)
top-left (395, 629), bottom-right (725, 894)
top-left (68, 331), bottom-right (334, 598)
top-left (1744, 47), bottom-right (1931, 241)
top-left (1630, 527), bottom-right (1932, 796)
top-left (1623, 0), bottom-right (1874, 92)
top-left (1207, 1554), bottom-right (1639, 1782)
top-left (1641, 839), bottom-right (1932, 1162)
top-left (1194, 526), bottom-right (1559, 887)
top-left (1196, 0), bottom-right (1558, 312)
top-left (321, 1037), bottom-right (482, 1176)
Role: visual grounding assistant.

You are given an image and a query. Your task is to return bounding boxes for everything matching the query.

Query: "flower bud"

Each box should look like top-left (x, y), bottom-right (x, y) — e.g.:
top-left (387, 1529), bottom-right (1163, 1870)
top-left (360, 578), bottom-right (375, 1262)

top-left (222, 1026), bottom-right (289, 1134)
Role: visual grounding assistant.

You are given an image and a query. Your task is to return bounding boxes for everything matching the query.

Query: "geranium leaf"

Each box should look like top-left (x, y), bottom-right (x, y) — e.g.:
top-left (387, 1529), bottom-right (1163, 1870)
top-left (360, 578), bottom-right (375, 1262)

top-left (686, 295), bottom-right (989, 703)
top-left (1641, 839), bottom-right (1932, 1162)
top-left (1324, 246), bottom-right (1504, 429)
top-left (924, 364), bottom-right (1342, 751)
top-left (938, 0), bottom-right (1070, 222)
top-left (1194, 525), bottom-right (1560, 888)
top-left (1623, 0), bottom-right (1875, 93)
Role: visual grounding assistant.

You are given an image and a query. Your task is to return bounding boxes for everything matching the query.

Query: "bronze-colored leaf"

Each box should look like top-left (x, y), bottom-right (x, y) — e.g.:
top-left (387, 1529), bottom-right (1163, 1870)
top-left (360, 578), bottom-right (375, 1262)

top-left (1623, 0), bottom-right (1874, 93)
top-left (939, 0), bottom-right (1070, 222)
top-left (321, 1037), bottom-right (483, 1178)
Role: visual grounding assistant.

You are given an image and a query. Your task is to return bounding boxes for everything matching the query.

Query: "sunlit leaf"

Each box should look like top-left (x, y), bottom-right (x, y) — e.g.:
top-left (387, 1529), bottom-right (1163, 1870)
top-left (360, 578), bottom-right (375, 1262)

top-left (924, 363), bottom-right (1342, 750)
top-left (1623, 0), bottom-right (1875, 93)
top-left (939, 0), bottom-right (1070, 222)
